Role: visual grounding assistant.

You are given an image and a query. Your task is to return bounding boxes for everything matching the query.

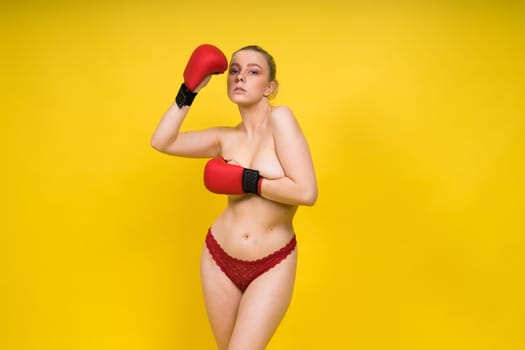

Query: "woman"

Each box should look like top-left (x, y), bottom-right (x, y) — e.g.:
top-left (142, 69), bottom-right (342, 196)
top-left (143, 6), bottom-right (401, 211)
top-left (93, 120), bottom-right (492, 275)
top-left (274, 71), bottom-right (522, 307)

top-left (151, 44), bottom-right (318, 350)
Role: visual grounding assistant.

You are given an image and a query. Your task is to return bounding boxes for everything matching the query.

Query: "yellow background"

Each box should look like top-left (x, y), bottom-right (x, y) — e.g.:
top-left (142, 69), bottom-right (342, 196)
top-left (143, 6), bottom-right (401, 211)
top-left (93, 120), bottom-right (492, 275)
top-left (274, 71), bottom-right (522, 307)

top-left (4, 1), bottom-right (524, 349)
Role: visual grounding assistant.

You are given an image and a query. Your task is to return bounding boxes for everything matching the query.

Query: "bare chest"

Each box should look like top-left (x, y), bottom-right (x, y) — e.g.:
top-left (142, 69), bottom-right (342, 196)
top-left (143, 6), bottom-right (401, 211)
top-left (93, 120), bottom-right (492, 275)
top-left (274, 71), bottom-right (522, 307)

top-left (221, 131), bottom-right (285, 179)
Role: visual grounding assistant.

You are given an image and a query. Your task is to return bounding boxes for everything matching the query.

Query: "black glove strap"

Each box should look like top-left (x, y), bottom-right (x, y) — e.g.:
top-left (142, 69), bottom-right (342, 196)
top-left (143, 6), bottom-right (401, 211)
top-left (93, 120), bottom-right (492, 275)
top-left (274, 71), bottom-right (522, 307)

top-left (242, 168), bottom-right (260, 194)
top-left (175, 83), bottom-right (197, 108)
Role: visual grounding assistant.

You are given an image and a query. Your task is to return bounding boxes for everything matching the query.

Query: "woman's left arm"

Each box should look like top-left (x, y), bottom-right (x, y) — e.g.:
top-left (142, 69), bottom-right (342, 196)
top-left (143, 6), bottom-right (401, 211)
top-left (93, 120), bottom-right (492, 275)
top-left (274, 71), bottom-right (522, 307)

top-left (260, 106), bottom-right (318, 206)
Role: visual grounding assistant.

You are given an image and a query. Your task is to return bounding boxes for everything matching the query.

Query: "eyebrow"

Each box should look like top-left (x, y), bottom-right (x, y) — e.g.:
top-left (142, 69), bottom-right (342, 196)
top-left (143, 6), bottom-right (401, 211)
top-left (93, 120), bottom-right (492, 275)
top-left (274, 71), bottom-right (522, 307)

top-left (230, 63), bottom-right (263, 69)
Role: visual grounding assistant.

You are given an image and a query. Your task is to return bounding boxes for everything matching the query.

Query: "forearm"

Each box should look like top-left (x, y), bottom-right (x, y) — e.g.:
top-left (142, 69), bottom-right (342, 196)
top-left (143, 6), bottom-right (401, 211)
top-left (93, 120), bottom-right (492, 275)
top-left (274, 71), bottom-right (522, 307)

top-left (150, 102), bottom-right (189, 152)
top-left (260, 176), bottom-right (318, 206)
top-left (151, 44), bottom-right (227, 154)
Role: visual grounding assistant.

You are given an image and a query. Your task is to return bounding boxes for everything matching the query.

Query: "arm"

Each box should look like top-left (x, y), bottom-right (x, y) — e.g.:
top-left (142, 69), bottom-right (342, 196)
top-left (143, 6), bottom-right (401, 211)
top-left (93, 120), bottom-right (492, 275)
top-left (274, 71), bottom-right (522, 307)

top-left (150, 101), bottom-right (224, 158)
top-left (260, 106), bottom-right (318, 206)
top-left (150, 44), bottom-right (228, 158)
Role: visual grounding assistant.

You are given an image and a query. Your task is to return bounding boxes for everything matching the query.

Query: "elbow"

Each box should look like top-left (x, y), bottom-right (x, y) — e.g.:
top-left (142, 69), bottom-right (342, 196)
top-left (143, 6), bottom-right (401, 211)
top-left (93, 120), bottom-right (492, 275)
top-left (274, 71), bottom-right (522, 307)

top-left (150, 136), bottom-right (165, 153)
top-left (300, 187), bottom-right (318, 206)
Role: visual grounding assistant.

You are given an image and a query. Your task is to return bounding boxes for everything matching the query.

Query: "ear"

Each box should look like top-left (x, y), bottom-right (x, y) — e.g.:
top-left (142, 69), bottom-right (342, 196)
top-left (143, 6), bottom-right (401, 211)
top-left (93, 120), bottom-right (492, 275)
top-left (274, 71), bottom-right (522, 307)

top-left (264, 81), bottom-right (277, 97)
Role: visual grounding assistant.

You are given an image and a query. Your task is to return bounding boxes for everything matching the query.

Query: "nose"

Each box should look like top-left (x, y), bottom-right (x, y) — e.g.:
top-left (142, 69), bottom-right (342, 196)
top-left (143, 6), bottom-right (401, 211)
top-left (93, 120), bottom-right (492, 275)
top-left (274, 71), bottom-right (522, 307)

top-left (235, 72), bottom-right (245, 83)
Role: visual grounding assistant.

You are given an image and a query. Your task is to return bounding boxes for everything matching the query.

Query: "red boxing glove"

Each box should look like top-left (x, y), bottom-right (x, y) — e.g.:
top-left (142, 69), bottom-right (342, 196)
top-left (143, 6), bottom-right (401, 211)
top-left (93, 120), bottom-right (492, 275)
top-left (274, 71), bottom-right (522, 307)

top-left (204, 158), bottom-right (263, 195)
top-left (184, 44), bottom-right (228, 91)
top-left (176, 44), bottom-right (228, 108)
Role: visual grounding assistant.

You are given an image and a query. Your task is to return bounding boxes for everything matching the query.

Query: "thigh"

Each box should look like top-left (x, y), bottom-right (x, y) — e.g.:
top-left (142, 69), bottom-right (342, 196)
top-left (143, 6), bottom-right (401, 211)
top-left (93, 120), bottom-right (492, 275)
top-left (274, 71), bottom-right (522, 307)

top-left (228, 249), bottom-right (298, 350)
top-left (200, 246), bottom-right (243, 350)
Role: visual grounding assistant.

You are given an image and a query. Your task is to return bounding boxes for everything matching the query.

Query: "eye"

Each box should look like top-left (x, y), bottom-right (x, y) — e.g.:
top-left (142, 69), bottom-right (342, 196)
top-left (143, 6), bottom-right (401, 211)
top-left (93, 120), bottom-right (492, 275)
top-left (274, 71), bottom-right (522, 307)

top-left (229, 68), bottom-right (239, 74)
top-left (248, 70), bottom-right (259, 75)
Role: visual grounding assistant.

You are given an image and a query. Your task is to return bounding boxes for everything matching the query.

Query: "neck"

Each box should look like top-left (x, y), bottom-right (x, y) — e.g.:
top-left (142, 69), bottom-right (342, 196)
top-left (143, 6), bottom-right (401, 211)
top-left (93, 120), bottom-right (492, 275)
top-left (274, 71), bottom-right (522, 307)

top-left (238, 100), bottom-right (272, 136)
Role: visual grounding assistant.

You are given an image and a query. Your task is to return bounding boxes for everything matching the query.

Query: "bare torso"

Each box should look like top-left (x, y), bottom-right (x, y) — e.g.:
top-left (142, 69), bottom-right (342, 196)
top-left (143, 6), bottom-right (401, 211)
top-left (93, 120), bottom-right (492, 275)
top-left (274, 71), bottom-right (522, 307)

top-left (210, 107), bottom-right (298, 260)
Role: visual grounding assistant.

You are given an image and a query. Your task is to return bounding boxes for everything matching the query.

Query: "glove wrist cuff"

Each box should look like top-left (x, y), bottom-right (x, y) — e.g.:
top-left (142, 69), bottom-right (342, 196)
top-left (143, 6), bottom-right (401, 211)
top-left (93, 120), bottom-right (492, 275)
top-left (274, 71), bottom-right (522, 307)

top-left (242, 168), bottom-right (261, 194)
top-left (175, 83), bottom-right (197, 108)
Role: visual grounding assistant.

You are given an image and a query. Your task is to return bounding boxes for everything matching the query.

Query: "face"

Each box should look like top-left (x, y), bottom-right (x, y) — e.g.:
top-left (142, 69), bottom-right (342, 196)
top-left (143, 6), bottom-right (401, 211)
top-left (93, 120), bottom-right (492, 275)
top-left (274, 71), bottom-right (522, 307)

top-left (227, 50), bottom-right (275, 106)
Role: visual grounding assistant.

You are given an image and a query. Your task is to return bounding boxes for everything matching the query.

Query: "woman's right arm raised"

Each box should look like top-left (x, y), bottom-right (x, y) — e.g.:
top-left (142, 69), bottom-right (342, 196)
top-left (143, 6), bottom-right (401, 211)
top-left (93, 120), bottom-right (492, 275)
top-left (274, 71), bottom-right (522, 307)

top-left (150, 44), bottom-right (228, 158)
top-left (150, 102), bottom-right (224, 158)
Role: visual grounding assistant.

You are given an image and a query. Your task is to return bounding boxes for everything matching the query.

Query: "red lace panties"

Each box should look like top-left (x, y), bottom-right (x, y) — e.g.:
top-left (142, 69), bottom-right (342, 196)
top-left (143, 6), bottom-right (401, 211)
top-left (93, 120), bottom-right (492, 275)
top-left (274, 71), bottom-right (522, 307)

top-left (205, 229), bottom-right (297, 292)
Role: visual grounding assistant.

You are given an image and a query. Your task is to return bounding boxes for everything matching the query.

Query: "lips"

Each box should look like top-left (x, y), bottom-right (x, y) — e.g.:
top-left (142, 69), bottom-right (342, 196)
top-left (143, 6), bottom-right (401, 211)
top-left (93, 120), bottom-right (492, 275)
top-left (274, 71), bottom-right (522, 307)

top-left (233, 86), bottom-right (246, 93)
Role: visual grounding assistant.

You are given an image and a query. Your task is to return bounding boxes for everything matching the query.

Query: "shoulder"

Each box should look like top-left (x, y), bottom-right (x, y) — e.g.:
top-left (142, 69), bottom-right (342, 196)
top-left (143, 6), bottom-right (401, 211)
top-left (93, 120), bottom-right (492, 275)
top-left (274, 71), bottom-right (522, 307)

top-left (214, 124), bottom-right (243, 143)
top-left (268, 105), bottom-right (301, 132)
top-left (202, 125), bottom-right (239, 145)
top-left (269, 105), bottom-right (294, 119)
top-left (208, 125), bottom-right (238, 135)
